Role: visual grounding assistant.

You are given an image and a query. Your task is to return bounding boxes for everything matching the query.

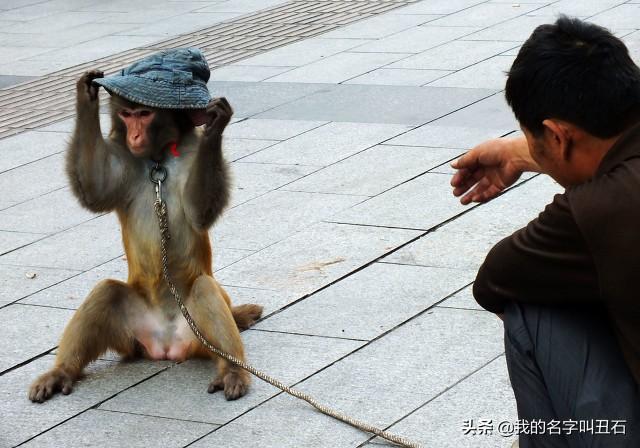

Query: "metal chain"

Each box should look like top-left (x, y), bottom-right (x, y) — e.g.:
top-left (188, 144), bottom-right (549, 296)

top-left (152, 178), bottom-right (422, 448)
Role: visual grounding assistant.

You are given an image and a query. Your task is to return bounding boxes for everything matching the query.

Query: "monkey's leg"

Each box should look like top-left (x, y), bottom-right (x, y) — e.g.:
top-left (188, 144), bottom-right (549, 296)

top-left (219, 285), bottom-right (263, 330)
top-left (28, 279), bottom-right (139, 403)
top-left (188, 275), bottom-right (250, 400)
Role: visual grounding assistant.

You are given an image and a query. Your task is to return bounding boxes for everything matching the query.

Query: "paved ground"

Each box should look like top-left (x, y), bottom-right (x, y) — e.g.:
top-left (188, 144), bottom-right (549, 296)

top-left (1, 0), bottom-right (639, 447)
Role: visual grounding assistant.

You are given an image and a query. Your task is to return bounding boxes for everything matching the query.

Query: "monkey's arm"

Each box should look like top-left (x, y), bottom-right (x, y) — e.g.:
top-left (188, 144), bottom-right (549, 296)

top-left (183, 98), bottom-right (232, 230)
top-left (67, 71), bottom-right (129, 212)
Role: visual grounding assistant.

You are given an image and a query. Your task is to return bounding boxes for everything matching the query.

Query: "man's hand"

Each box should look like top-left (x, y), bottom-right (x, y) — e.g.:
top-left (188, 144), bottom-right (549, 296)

top-left (451, 136), bottom-right (539, 205)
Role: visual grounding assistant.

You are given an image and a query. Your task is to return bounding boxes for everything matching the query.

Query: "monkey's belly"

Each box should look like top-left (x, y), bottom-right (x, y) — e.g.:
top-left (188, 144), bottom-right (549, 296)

top-left (133, 312), bottom-right (196, 361)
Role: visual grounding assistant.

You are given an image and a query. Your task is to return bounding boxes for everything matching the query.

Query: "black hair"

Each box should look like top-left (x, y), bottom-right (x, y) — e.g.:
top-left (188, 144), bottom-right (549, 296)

top-left (505, 15), bottom-right (640, 138)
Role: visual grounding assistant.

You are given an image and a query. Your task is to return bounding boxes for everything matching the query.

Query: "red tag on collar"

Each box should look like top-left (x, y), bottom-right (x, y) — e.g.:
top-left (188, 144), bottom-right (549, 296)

top-left (169, 142), bottom-right (180, 157)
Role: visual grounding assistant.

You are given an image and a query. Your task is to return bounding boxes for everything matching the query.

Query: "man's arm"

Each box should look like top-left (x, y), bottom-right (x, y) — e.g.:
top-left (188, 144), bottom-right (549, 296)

top-left (473, 192), bottom-right (600, 313)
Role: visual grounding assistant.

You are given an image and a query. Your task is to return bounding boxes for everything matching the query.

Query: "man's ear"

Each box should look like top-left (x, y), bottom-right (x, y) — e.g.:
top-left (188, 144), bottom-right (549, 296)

top-left (542, 119), bottom-right (573, 161)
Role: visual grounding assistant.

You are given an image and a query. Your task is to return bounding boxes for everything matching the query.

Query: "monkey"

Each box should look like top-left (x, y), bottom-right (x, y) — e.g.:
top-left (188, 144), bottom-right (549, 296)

top-left (28, 70), bottom-right (263, 403)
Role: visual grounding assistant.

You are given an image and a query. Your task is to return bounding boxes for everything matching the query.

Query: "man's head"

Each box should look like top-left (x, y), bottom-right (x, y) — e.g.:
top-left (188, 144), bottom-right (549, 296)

top-left (506, 16), bottom-right (640, 186)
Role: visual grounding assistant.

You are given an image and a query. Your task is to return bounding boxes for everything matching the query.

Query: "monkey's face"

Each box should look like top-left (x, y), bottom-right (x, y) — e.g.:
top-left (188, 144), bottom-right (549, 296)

top-left (117, 106), bottom-right (156, 157)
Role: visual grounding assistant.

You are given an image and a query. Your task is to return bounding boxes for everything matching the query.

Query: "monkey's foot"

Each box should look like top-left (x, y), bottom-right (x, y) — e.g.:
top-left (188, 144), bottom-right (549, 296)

top-left (28, 367), bottom-right (74, 403)
top-left (231, 304), bottom-right (264, 330)
top-left (207, 369), bottom-right (249, 400)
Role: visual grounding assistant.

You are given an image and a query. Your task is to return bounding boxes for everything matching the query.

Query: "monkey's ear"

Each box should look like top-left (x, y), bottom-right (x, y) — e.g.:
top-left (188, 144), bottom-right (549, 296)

top-left (188, 109), bottom-right (208, 126)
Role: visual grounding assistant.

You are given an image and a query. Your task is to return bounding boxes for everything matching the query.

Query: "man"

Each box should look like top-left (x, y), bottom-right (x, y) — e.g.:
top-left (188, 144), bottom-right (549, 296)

top-left (451, 16), bottom-right (640, 448)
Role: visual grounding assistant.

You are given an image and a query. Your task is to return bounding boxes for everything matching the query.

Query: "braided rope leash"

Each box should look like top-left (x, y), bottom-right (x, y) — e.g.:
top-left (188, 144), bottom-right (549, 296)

top-left (151, 167), bottom-right (422, 448)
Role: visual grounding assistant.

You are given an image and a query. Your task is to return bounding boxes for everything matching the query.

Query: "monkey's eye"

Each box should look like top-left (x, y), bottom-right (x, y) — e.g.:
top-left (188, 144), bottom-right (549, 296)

top-left (139, 110), bottom-right (152, 117)
top-left (120, 110), bottom-right (131, 118)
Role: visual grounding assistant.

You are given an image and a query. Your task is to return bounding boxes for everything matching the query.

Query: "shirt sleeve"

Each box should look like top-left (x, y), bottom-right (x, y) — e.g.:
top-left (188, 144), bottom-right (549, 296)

top-left (473, 191), bottom-right (600, 314)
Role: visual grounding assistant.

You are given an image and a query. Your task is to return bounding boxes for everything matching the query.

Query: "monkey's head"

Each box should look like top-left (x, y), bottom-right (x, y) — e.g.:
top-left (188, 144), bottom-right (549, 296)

top-left (110, 95), bottom-right (194, 159)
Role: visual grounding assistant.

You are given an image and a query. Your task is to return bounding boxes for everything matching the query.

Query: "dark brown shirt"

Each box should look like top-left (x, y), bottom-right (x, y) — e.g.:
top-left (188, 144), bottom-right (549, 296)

top-left (474, 122), bottom-right (640, 384)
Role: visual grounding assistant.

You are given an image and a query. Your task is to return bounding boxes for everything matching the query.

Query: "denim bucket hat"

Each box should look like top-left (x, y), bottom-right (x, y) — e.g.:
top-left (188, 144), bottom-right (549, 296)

top-left (94, 48), bottom-right (212, 109)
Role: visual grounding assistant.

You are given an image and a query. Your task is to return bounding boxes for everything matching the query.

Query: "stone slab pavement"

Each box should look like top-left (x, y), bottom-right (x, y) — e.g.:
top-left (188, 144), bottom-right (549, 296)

top-left (1, 0), bottom-right (638, 447)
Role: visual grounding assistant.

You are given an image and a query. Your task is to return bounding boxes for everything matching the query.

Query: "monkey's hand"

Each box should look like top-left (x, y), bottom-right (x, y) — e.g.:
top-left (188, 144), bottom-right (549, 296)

top-left (28, 367), bottom-right (74, 403)
top-left (76, 70), bottom-right (104, 105)
top-left (204, 97), bottom-right (233, 138)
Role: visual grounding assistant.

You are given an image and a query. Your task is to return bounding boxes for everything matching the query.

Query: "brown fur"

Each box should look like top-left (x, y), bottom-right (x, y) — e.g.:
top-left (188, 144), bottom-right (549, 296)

top-left (28, 70), bottom-right (262, 404)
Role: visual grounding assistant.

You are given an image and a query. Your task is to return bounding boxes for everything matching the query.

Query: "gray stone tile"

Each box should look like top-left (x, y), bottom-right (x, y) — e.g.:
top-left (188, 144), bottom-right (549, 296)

top-left (214, 247), bottom-right (255, 270)
top-left (224, 137), bottom-right (278, 161)
top-left (0, 24), bottom-right (140, 67)
top-left (0, 74), bottom-right (37, 88)
top-left (541, 0), bottom-right (630, 17)
top-left (211, 65), bottom-right (294, 82)
top-left (589, 4), bottom-right (640, 31)
top-left (353, 26), bottom-right (478, 54)
top-left (0, 355), bottom-right (169, 447)
top-left (0, 153), bottom-right (67, 210)
top-left (0, 187), bottom-right (95, 234)
top-left (322, 13), bottom-right (439, 39)
top-left (211, 190), bottom-right (365, 251)
top-left (234, 38), bottom-right (371, 67)
top-left (19, 35), bottom-right (164, 70)
top-left (20, 257), bottom-right (129, 310)
top-left (99, 330), bottom-right (363, 424)
top-left (0, 304), bottom-right (73, 372)
top-left (255, 262), bottom-right (475, 340)
top-left (267, 52), bottom-right (410, 84)
top-left (430, 93), bottom-right (519, 131)
top-left (195, 0), bottom-right (290, 13)
top-left (384, 175), bottom-right (562, 270)
top-left (96, 9), bottom-right (193, 24)
top-left (0, 213), bottom-right (124, 270)
top-left (266, 307), bottom-right (504, 429)
top-left (388, 40), bottom-right (518, 71)
top-left (242, 122), bottom-right (412, 166)
top-left (374, 356), bottom-right (517, 448)
top-left (438, 284), bottom-right (484, 311)
top-left (0, 230), bottom-right (43, 256)
top-left (21, 409), bottom-right (216, 448)
top-left (207, 81), bottom-right (331, 119)
top-left (283, 144), bottom-right (462, 196)
top-left (257, 84), bottom-right (497, 125)
top-left (386, 124), bottom-right (513, 148)
top-left (0, 130), bottom-right (68, 174)
top-left (219, 285), bottom-right (291, 316)
top-left (464, 14), bottom-right (555, 42)
top-left (73, 0), bottom-right (217, 13)
top-left (229, 162), bottom-right (317, 207)
top-left (189, 392), bottom-right (369, 448)
top-left (345, 68), bottom-right (452, 86)
top-left (114, 12), bottom-right (239, 36)
top-left (390, 0), bottom-right (486, 15)
top-left (429, 2), bottom-right (538, 27)
top-left (216, 222), bottom-right (421, 294)
top-left (36, 114), bottom-right (110, 133)
top-left (624, 30), bottom-right (640, 63)
top-left (6, 11), bottom-right (110, 34)
top-left (335, 173), bottom-right (468, 230)
top-left (225, 118), bottom-right (327, 141)
top-left (0, 264), bottom-right (79, 308)
top-left (0, 2), bottom-right (74, 21)
top-left (429, 55), bottom-right (515, 90)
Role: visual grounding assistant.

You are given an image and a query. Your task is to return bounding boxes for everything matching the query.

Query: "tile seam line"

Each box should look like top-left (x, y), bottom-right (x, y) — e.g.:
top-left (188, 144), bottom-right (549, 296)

top-left (97, 407), bottom-right (219, 426)
top-left (250, 173), bottom-right (540, 325)
top-left (0, 254), bottom-right (117, 312)
top-left (342, 0), bottom-right (555, 85)
top-left (12, 365), bottom-right (173, 447)
top-left (0, 1), bottom-right (421, 139)
top-left (356, 352), bottom-right (507, 447)
top-left (181, 279), bottom-right (475, 448)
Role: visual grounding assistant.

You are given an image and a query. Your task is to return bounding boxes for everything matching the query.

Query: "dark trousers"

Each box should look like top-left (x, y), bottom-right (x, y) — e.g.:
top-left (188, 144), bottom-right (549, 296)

top-left (504, 302), bottom-right (640, 448)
